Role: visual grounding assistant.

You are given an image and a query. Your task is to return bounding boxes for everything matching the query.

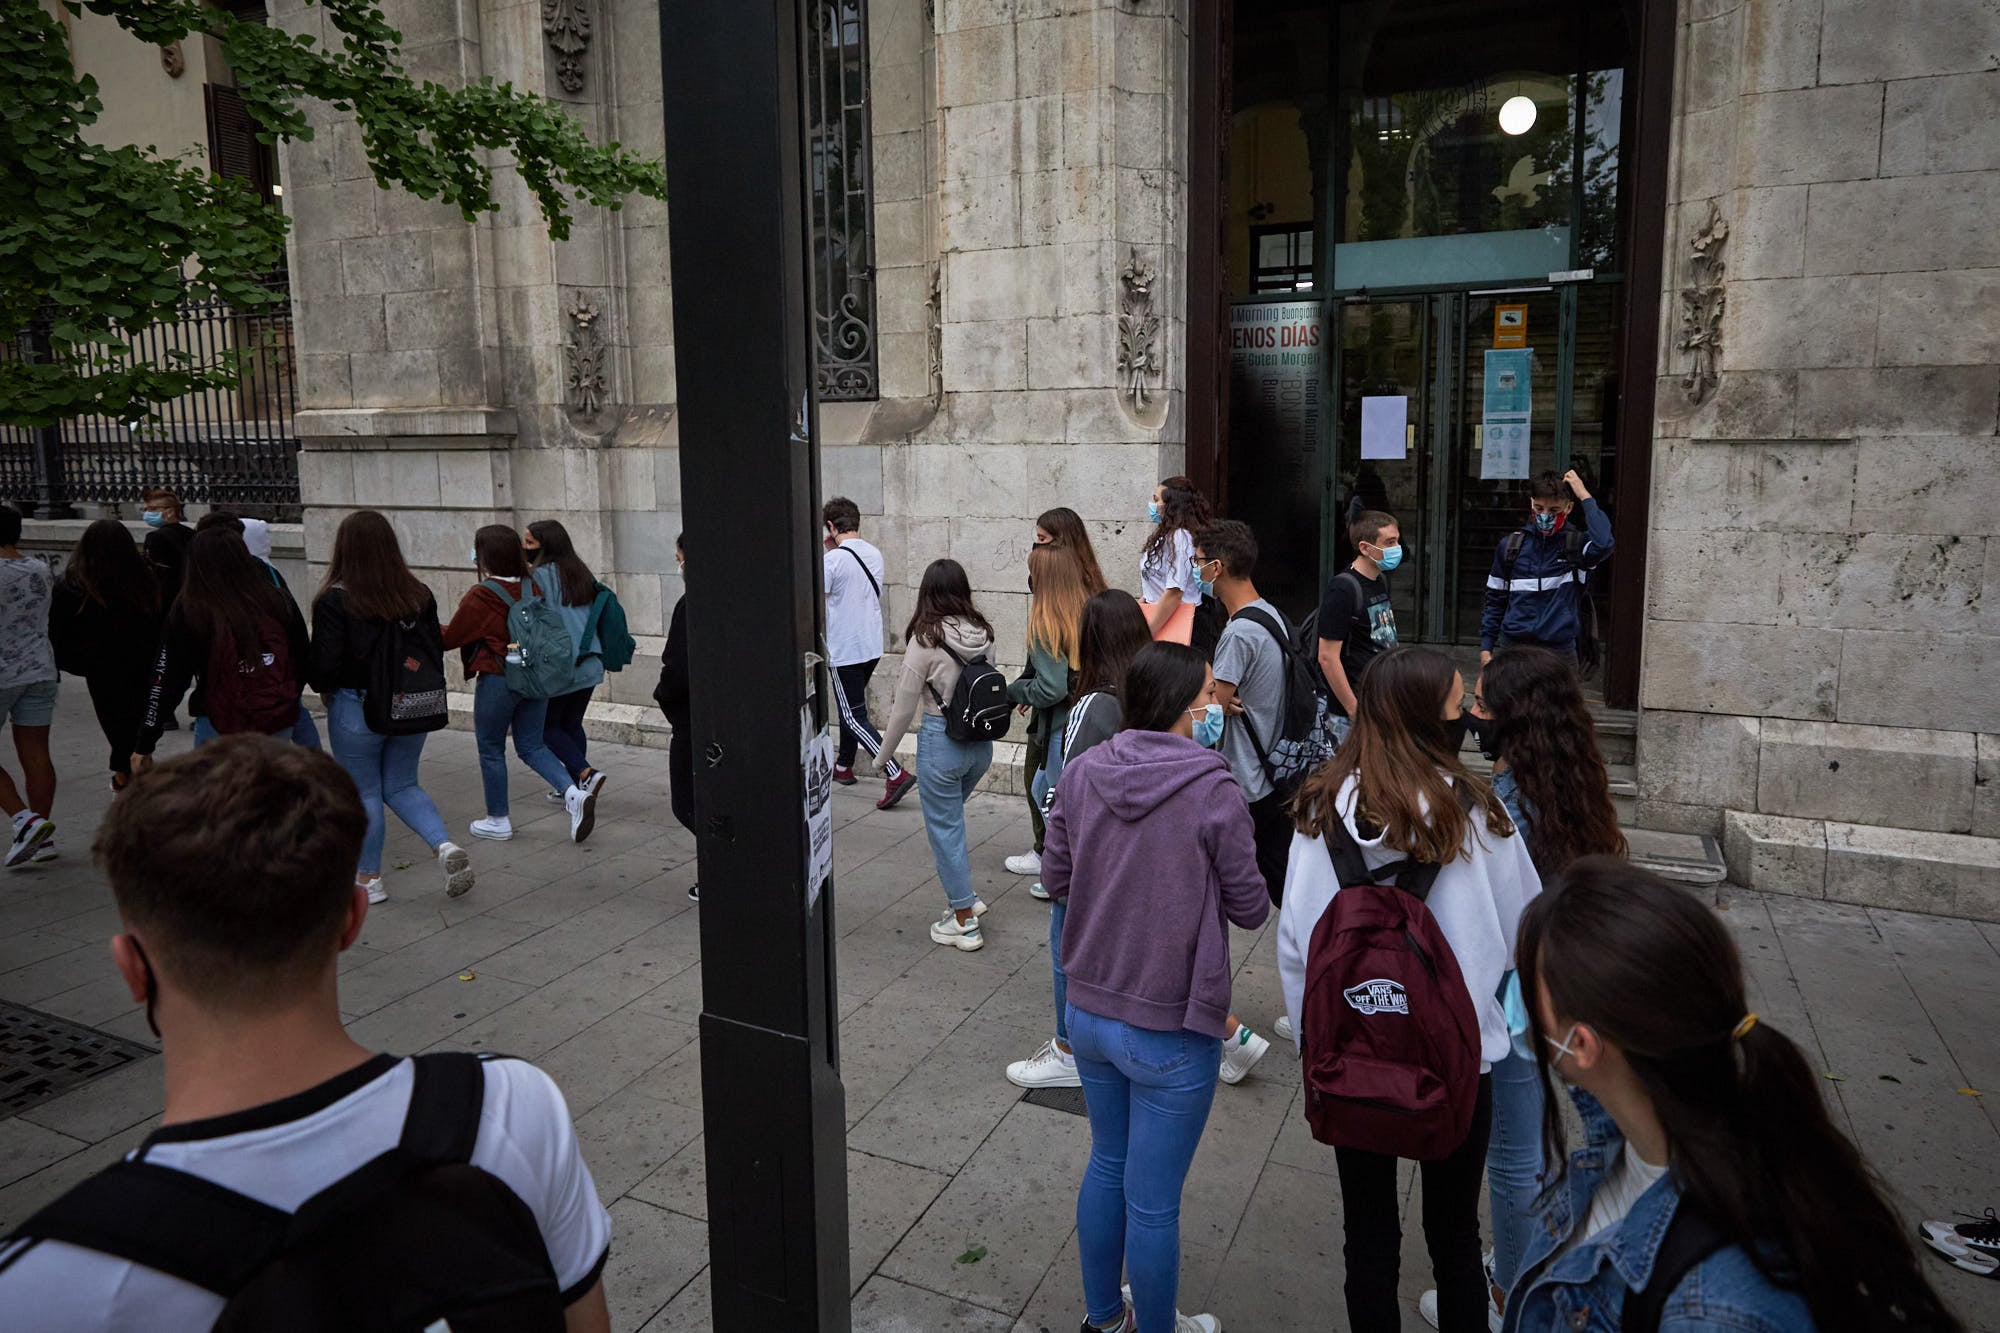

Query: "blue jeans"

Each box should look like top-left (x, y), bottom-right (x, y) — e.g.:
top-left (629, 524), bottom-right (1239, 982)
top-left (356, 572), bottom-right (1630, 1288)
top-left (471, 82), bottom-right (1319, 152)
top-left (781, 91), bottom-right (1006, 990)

top-left (1486, 1045), bottom-right (1546, 1290)
top-left (1066, 1004), bottom-right (1220, 1333)
top-left (193, 706), bottom-right (319, 749)
top-left (1050, 899), bottom-right (1069, 1045)
top-left (543, 685), bottom-right (594, 784)
top-left (472, 673), bottom-right (573, 818)
top-left (327, 689), bottom-right (449, 875)
top-left (915, 713), bottom-right (991, 911)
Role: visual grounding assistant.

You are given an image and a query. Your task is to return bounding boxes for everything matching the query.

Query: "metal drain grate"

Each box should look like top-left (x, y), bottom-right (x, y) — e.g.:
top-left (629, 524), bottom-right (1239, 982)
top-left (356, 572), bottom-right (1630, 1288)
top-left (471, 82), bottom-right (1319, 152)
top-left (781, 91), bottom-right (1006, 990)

top-left (0, 1002), bottom-right (154, 1118)
top-left (1019, 1085), bottom-right (1088, 1116)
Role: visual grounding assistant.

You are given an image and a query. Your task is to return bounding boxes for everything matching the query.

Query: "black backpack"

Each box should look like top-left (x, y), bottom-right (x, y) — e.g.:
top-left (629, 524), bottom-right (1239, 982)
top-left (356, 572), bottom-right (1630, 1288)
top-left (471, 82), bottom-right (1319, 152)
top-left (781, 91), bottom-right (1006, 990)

top-left (1229, 604), bottom-right (1341, 796)
top-left (365, 603), bottom-right (450, 736)
top-left (1500, 526), bottom-right (1601, 671)
top-left (1619, 1201), bottom-right (1728, 1333)
top-left (929, 641), bottom-right (1011, 742)
top-left (7, 1053), bottom-right (569, 1332)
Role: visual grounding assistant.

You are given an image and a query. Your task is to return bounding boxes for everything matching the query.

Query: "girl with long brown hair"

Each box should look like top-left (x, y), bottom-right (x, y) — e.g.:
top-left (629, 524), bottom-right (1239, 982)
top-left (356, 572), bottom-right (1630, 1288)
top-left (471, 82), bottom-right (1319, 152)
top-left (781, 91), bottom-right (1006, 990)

top-left (1034, 506), bottom-right (1108, 594)
top-left (309, 510), bottom-right (471, 904)
top-left (51, 519), bottom-right (162, 792)
top-left (1276, 645), bottom-right (1540, 1333)
top-left (1138, 475), bottom-right (1213, 644)
top-left (1512, 860), bottom-right (1960, 1333)
top-left (524, 518), bottom-right (612, 802)
top-left (1002, 543), bottom-right (1093, 883)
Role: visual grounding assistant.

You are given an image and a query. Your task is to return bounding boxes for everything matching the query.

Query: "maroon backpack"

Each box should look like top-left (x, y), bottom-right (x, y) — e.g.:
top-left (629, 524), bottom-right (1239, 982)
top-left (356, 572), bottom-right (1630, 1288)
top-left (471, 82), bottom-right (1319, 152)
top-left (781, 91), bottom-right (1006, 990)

top-left (1300, 787), bottom-right (1481, 1161)
top-left (205, 614), bottom-right (302, 736)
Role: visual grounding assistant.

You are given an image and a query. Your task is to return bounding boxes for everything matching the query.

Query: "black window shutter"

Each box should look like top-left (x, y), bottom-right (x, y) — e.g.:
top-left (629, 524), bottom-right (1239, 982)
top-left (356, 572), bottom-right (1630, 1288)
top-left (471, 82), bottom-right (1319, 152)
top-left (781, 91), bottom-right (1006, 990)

top-left (204, 83), bottom-right (272, 199)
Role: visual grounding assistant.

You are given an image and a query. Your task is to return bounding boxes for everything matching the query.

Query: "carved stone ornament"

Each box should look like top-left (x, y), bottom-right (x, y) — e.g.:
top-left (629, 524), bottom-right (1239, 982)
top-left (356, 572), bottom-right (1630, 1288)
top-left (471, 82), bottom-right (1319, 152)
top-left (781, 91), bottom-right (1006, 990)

top-left (925, 261), bottom-right (943, 406)
top-left (563, 292), bottom-right (607, 417)
top-left (159, 41), bottom-right (185, 79)
top-left (1117, 249), bottom-right (1160, 410)
top-left (1678, 198), bottom-right (1728, 407)
top-left (542, 0), bottom-right (592, 95)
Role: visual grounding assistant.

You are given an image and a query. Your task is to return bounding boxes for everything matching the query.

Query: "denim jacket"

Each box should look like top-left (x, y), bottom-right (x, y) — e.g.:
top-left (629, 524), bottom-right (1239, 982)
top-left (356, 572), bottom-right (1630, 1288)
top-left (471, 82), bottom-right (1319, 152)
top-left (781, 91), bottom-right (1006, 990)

top-left (1503, 1090), bottom-right (1815, 1333)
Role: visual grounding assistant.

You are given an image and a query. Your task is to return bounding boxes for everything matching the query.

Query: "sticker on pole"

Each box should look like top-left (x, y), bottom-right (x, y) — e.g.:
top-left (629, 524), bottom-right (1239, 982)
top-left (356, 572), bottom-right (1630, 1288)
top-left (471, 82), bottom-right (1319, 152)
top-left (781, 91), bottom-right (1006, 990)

top-left (803, 721), bottom-right (835, 912)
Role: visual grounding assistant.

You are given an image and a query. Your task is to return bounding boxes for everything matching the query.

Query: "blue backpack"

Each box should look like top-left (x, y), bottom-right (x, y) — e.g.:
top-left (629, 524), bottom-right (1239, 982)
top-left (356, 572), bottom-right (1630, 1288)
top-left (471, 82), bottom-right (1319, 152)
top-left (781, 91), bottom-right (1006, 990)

top-left (482, 579), bottom-right (573, 698)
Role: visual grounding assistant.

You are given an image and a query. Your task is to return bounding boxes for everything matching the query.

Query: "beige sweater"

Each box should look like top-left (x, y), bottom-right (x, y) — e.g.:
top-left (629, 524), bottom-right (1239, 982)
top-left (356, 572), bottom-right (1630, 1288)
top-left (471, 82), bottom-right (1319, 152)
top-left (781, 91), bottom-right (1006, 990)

top-left (878, 617), bottom-right (996, 761)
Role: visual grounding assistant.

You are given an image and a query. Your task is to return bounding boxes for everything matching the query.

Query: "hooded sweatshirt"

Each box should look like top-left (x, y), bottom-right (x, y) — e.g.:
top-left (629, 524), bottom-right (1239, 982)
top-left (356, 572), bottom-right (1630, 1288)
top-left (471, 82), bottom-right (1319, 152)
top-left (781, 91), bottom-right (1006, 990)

top-left (1044, 730), bottom-right (1270, 1038)
top-left (1276, 773), bottom-right (1541, 1070)
top-left (878, 616), bottom-right (995, 760)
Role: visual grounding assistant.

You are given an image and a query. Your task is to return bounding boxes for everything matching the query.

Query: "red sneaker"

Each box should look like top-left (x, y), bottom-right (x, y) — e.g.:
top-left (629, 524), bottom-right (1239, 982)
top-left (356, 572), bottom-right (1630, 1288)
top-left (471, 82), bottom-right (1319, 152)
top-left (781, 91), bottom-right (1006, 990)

top-left (876, 770), bottom-right (916, 810)
top-left (831, 764), bottom-right (857, 787)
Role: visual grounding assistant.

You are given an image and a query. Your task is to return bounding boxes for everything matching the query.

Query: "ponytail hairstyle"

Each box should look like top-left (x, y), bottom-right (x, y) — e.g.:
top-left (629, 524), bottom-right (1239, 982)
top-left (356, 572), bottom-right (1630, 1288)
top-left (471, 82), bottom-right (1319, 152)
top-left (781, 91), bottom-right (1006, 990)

top-left (1026, 543), bottom-right (1091, 669)
top-left (525, 519), bottom-right (597, 607)
top-left (1519, 861), bottom-right (1962, 1333)
top-left (1291, 645), bottom-right (1512, 864)
top-left (1142, 475), bottom-right (1215, 566)
top-left (904, 558), bottom-right (992, 649)
top-left (1036, 506), bottom-right (1109, 594)
top-left (1071, 590), bottom-right (1151, 701)
top-left (1479, 645), bottom-right (1626, 873)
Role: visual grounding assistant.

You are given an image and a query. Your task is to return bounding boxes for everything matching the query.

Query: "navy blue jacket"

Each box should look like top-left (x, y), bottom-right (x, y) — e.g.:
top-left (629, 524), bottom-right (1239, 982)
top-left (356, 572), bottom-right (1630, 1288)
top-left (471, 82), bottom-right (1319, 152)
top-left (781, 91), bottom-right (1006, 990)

top-left (1479, 497), bottom-right (1614, 651)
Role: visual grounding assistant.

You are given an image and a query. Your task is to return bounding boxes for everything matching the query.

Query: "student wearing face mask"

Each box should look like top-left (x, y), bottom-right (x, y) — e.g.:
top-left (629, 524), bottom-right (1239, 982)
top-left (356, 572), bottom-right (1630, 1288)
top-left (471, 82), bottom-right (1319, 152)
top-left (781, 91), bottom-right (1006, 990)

top-left (1043, 641), bottom-right (1267, 1333)
top-left (1479, 469), bottom-right (1613, 667)
top-left (1316, 509), bottom-right (1401, 728)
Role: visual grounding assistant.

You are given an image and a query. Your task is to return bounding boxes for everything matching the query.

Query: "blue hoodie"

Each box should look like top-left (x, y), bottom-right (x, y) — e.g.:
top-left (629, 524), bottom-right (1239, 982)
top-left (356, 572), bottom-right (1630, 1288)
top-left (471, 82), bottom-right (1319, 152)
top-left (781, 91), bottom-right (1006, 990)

top-left (1479, 496), bottom-right (1615, 651)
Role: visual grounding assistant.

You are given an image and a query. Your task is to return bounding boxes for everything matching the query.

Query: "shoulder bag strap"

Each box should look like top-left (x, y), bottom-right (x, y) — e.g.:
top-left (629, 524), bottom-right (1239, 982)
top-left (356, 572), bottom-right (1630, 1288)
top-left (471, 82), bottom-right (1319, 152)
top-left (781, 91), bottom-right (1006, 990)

top-left (839, 545), bottom-right (882, 600)
top-left (925, 639), bottom-right (967, 709)
top-left (1620, 1199), bottom-right (1729, 1333)
top-left (1232, 604), bottom-right (1294, 660)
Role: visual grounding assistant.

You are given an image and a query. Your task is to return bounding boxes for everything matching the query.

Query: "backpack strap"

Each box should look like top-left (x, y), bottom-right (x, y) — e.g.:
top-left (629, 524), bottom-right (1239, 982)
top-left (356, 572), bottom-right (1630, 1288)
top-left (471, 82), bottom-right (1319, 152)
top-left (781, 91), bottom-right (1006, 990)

top-left (925, 639), bottom-right (968, 710)
top-left (1230, 604), bottom-right (1294, 661)
top-left (1319, 787), bottom-right (1457, 902)
top-left (838, 545), bottom-right (882, 600)
top-left (1620, 1199), bottom-right (1729, 1333)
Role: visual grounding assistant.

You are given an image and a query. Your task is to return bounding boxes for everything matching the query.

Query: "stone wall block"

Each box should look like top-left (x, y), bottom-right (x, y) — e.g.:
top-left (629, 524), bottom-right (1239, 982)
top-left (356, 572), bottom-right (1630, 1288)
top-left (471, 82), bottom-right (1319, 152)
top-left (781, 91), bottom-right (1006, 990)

top-left (291, 241), bottom-right (347, 302)
top-left (390, 507), bottom-right (507, 570)
top-left (604, 570), bottom-right (665, 639)
top-left (1758, 719), bottom-right (1977, 831)
top-left (1673, 104), bottom-right (1738, 205)
top-left (1722, 811), bottom-right (1828, 897)
top-left (1635, 709), bottom-right (1762, 810)
top-left (877, 333), bottom-right (931, 401)
top-left (1113, 88), bottom-right (1167, 171)
top-left (488, 226), bottom-right (556, 290)
top-left (942, 101), bottom-right (1018, 180)
top-left (1824, 822), bottom-right (2000, 921)
top-left (438, 450), bottom-right (508, 508)
top-left (875, 267), bottom-right (931, 337)
top-left (1875, 268), bottom-right (2000, 367)
top-left (1630, 798), bottom-right (1728, 838)
top-left (340, 234), bottom-right (434, 297)
top-left (1646, 530), bottom-right (1786, 624)
top-left (1021, 441), bottom-right (1160, 520)
top-left (1017, 16), bottom-right (1065, 99)
top-left (1810, 533), bottom-right (1988, 633)
top-left (938, 180), bottom-right (1018, 253)
top-left (287, 183), bottom-right (379, 248)
top-left (384, 290), bottom-right (479, 353)
top-left (874, 128), bottom-right (925, 204)
top-left (951, 517), bottom-right (1037, 593)
top-left (946, 247), bottom-right (1061, 323)
top-left (427, 229), bottom-right (481, 306)
top-left (607, 509), bottom-right (680, 576)
top-left (388, 451), bottom-right (442, 508)
top-left (939, 23), bottom-right (1016, 107)
top-left (1818, 0), bottom-right (2000, 84)
top-left (297, 448), bottom-right (355, 508)
top-left (1059, 239), bottom-right (1115, 316)
top-left (1113, 12), bottom-right (1169, 95)
top-left (1881, 70), bottom-right (2000, 177)
top-left (1026, 314), bottom-right (1114, 390)
top-left (1639, 620), bottom-right (1840, 719)
top-left (1722, 275), bottom-right (1878, 371)
top-left (1835, 629), bottom-right (1998, 733)
top-left (905, 442), bottom-right (1028, 518)
top-left (1736, 84), bottom-right (1884, 187)
top-left (940, 320), bottom-right (1028, 392)
top-left (349, 351), bottom-right (442, 409)
top-left (297, 355), bottom-right (354, 410)
top-left (628, 345), bottom-right (677, 408)
top-left (940, 390), bottom-right (1068, 445)
top-left (822, 445), bottom-right (885, 517)
top-left (297, 295), bottom-right (388, 356)
top-left (1728, 186), bottom-right (1808, 281)
top-left (1673, 371), bottom-right (1798, 439)
top-left (1741, 0), bottom-right (1822, 93)
top-left (1976, 734), bottom-right (2000, 837)
top-left (1795, 366), bottom-right (2000, 438)
top-left (1650, 438), bottom-right (1856, 533)
top-left (1804, 173), bottom-right (2000, 276)
top-left (939, 0), bottom-right (1014, 34)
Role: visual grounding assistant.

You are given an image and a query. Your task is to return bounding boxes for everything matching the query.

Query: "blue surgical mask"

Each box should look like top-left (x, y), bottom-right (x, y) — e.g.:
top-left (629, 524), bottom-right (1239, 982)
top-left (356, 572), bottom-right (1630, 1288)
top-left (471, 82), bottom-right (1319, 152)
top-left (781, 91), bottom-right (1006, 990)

top-left (1190, 558), bottom-right (1216, 599)
top-left (1190, 703), bottom-right (1225, 748)
top-left (1532, 511), bottom-right (1559, 534)
top-left (1373, 543), bottom-right (1403, 572)
top-left (141, 510), bottom-right (165, 528)
top-left (469, 546), bottom-right (479, 565)
top-left (1147, 501), bottom-right (1162, 524)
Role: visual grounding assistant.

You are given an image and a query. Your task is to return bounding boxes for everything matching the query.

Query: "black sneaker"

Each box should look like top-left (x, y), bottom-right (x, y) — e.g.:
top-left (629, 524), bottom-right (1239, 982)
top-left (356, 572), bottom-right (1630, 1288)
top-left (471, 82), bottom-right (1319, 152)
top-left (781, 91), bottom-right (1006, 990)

top-left (1922, 1209), bottom-right (2000, 1279)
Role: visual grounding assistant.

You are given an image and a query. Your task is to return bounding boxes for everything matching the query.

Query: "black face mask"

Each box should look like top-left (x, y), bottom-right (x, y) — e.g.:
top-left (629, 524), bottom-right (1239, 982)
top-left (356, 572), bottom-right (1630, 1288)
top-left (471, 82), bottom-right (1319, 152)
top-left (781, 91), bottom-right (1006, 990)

top-left (1462, 712), bottom-right (1500, 762)
top-left (1442, 714), bottom-right (1472, 755)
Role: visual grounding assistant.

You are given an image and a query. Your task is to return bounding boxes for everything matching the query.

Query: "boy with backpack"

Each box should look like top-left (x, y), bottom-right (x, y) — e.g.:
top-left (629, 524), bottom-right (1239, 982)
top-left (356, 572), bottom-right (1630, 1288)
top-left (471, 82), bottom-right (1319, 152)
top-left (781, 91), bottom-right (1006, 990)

top-left (1480, 468), bottom-right (1614, 667)
top-left (1316, 508), bottom-right (1401, 726)
top-left (0, 736), bottom-right (613, 1331)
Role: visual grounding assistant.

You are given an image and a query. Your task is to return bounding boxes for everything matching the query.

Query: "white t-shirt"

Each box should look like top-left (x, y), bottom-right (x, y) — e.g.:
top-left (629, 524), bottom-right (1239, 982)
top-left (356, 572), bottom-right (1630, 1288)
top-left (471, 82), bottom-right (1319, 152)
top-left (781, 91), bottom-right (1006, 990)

top-left (824, 537), bottom-right (886, 668)
top-left (0, 1054), bottom-right (613, 1331)
top-left (1562, 1140), bottom-right (1670, 1258)
top-left (1139, 529), bottom-right (1202, 606)
top-left (1276, 774), bottom-right (1542, 1071)
top-left (0, 555), bottom-right (56, 690)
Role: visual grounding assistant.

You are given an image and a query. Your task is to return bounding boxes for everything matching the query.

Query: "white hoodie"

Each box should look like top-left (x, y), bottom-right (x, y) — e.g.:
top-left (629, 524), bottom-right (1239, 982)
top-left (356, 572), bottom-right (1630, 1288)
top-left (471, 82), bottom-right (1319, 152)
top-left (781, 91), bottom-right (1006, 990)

top-left (1276, 774), bottom-right (1541, 1072)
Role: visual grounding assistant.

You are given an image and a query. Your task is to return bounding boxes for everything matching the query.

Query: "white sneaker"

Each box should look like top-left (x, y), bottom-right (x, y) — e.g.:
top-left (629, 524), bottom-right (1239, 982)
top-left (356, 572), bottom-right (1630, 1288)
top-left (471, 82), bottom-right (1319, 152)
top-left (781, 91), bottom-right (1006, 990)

top-left (1005, 849), bottom-right (1042, 875)
top-left (583, 770), bottom-right (608, 797)
top-left (972, 897), bottom-right (989, 917)
top-left (1218, 1025), bottom-right (1271, 1085)
top-left (1006, 1039), bottom-right (1080, 1089)
top-left (359, 876), bottom-right (388, 905)
top-left (438, 841), bottom-right (474, 897)
top-left (1274, 1013), bottom-right (1295, 1042)
top-left (1419, 1290), bottom-right (1440, 1330)
top-left (470, 815), bottom-right (514, 841)
top-left (31, 839), bottom-right (57, 863)
top-left (565, 783), bottom-right (598, 843)
top-left (1029, 880), bottom-right (1051, 901)
top-left (1418, 1282), bottom-right (1504, 1333)
top-left (1119, 1284), bottom-right (1220, 1333)
top-left (6, 814), bottom-right (54, 868)
top-left (929, 911), bottom-right (984, 951)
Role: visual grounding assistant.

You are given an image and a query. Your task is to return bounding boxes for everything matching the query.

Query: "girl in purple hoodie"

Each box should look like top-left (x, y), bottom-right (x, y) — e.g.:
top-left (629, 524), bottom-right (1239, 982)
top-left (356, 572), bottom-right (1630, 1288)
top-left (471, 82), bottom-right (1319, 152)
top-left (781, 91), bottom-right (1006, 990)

top-left (1043, 641), bottom-right (1270, 1333)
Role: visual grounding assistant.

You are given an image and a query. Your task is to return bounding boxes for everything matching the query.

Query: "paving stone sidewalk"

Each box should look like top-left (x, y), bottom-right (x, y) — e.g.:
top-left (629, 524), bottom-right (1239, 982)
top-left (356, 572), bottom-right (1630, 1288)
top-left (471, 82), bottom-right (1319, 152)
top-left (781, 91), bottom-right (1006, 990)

top-left (1, 690), bottom-right (1996, 1331)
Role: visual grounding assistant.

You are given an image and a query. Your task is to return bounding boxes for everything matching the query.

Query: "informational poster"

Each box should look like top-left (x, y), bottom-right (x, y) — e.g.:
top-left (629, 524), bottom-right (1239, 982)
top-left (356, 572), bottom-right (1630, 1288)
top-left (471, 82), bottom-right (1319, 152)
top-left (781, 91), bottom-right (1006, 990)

top-left (1483, 348), bottom-right (1533, 416)
top-left (1480, 418), bottom-right (1532, 480)
top-left (1480, 347), bottom-right (1533, 480)
top-left (1228, 300), bottom-right (1324, 478)
top-left (1494, 303), bottom-right (1528, 348)
top-left (1360, 395), bottom-right (1408, 460)
top-left (802, 710), bottom-right (834, 911)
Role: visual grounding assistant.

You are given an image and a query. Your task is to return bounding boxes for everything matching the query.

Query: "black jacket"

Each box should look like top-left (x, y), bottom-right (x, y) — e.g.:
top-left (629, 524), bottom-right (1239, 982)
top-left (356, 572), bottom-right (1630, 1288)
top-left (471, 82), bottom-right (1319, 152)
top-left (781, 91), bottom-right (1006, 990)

top-left (308, 586), bottom-right (443, 696)
top-left (655, 596), bottom-right (690, 729)
top-left (48, 580), bottom-right (161, 684)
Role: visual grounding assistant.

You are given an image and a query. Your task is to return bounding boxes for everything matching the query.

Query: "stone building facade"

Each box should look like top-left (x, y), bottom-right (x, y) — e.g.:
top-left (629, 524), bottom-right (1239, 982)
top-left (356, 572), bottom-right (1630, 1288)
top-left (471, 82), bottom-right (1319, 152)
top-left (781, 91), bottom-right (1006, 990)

top-left (258, 0), bottom-right (1994, 911)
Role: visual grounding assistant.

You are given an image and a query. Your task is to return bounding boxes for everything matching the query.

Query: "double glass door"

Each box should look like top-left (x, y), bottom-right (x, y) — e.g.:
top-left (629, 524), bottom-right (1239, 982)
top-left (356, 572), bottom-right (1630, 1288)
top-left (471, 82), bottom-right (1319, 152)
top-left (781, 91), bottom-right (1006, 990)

top-left (1330, 283), bottom-right (1619, 649)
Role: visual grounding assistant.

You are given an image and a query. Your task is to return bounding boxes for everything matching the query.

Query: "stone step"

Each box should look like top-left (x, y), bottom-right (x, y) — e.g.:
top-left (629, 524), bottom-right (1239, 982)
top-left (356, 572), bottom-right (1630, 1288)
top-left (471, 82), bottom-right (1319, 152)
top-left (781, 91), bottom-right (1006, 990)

top-left (1724, 811), bottom-right (2000, 922)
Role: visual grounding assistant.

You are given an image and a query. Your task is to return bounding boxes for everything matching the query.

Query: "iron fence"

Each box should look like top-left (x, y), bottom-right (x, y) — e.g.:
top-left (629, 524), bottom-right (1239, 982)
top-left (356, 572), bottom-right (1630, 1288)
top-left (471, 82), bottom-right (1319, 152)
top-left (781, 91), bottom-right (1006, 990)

top-left (1, 281), bottom-right (300, 519)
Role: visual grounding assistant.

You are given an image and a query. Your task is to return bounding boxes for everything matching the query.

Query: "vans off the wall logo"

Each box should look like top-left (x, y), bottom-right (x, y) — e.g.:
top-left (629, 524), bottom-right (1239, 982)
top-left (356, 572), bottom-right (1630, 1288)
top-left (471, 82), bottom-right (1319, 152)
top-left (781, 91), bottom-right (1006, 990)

top-left (1344, 979), bottom-right (1409, 1016)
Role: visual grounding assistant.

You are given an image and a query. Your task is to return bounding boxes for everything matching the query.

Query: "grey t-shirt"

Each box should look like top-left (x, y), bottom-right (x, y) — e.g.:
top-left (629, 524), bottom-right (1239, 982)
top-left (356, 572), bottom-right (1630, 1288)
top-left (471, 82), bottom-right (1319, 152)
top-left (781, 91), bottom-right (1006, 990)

top-left (1212, 598), bottom-right (1289, 803)
top-left (0, 556), bottom-right (56, 690)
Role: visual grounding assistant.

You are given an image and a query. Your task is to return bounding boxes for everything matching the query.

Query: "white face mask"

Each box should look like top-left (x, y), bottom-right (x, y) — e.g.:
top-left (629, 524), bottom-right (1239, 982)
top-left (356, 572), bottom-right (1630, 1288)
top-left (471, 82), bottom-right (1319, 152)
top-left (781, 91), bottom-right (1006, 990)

top-left (1544, 1023), bottom-right (1582, 1066)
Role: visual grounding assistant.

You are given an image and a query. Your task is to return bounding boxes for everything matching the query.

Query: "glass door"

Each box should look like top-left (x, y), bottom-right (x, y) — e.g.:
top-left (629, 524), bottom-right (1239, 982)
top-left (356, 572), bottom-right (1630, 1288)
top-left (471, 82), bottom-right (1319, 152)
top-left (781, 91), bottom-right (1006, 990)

top-left (1333, 298), bottom-right (1437, 636)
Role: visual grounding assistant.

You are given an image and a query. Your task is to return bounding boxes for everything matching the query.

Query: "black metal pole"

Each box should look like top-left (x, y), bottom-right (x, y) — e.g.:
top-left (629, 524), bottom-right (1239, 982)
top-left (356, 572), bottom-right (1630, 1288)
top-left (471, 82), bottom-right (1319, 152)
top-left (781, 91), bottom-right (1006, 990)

top-left (659, 1), bottom-right (851, 1328)
top-left (24, 324), bottom-right (72, 519)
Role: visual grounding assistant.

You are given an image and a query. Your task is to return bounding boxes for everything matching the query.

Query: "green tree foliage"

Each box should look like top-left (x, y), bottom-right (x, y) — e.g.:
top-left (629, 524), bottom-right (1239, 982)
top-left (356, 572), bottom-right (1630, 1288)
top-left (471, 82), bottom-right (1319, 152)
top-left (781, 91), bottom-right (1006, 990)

top-left (0, 0), bottom-right (666, 426)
